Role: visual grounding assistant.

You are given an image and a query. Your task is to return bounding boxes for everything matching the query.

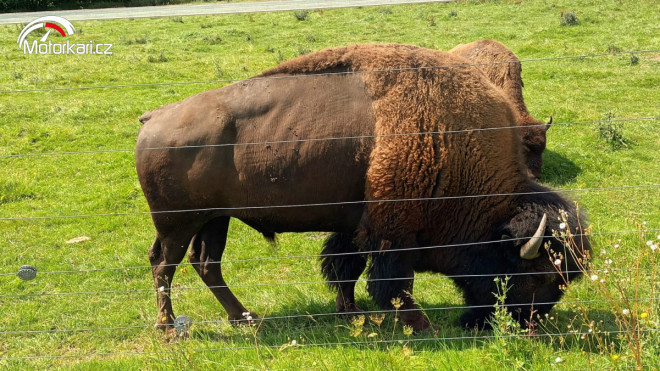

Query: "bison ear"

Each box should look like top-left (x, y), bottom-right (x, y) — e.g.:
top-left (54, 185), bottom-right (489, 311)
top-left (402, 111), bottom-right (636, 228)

top-left (545, 117), bottom-right (553, 131)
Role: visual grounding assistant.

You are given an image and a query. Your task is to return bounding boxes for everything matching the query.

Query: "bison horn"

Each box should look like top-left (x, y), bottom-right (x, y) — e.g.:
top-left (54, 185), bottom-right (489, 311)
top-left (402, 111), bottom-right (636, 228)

top-left (520, 213), bottom-right (547, 260)
top-left (545, 116), bottom-right (553, 130)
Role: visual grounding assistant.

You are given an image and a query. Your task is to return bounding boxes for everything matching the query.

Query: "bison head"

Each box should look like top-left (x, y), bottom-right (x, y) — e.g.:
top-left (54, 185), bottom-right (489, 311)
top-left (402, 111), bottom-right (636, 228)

top-left (458, 190), bottom-right (589, 330)
top-left (518, 117), bottom-right (551, 181)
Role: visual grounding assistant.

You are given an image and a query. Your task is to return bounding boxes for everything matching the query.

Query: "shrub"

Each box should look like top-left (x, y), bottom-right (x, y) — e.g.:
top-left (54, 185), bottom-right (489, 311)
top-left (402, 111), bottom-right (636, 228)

top-left (561, 11), bottom-right (579, 26)
top-left (294, 10), bottom-right (309, 21)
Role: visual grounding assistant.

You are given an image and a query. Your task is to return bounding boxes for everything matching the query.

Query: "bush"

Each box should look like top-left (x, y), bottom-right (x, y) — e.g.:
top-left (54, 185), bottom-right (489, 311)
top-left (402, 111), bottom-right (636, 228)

top-left (560, 11), bottom-right (579, 26)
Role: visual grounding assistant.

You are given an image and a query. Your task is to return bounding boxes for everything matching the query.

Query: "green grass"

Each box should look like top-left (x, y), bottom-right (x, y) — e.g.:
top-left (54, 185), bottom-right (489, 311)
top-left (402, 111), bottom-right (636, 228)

top-left (1, 0), bottom-right (659, 369)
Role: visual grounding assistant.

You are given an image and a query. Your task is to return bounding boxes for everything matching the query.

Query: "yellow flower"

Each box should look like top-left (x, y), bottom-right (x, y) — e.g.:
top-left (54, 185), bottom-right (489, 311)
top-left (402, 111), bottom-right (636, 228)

top-left (611, 354), bottom-right (620, 361)
top-left (640, 312), bottom-right (649, 319)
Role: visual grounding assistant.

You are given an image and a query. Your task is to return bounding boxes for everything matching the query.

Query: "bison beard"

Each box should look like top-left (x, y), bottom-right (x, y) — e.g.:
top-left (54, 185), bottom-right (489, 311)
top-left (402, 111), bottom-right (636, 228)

top-left (136, 43), bottom-right (588, 334)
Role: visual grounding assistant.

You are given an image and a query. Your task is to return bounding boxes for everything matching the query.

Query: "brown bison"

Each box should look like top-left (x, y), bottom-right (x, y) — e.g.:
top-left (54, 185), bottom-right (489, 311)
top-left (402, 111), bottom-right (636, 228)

top-left (450, 39), bottom-right (551, 180)
top-left (136, 44), bottom-right (588, 333)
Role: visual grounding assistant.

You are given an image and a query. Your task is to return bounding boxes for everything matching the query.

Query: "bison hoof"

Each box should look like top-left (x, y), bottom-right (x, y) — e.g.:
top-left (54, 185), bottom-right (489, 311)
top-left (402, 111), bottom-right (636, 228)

top-left (401, 310), bottom-right (431, 332)
top-left (336, 302), bottom-right (364, 316)
top-left (228, 311), bottom-right (259, 326)
top-left (460, 310), bottom-right (492, 331)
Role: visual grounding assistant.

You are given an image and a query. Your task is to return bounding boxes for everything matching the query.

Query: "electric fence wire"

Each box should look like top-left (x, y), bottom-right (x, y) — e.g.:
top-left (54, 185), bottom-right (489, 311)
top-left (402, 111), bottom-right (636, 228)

top-left (0, 296), bottom-right (657, 336)
top-left (0, 266), bottom-right (655, 299)
top-left (0, 228), bottom-right (657, 277)
top-left (0, 115), bottom-right (658, 160)
top-left (0, 49), bottom-right (658, 95)
top-left (0, 328), bottom-right (657, 361)
top-left (0, 183), bottom-right (658, 221)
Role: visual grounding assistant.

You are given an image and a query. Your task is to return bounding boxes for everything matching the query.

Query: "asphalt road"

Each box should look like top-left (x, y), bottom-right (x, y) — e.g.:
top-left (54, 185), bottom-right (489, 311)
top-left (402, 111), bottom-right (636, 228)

top-left (0, 0), bottom-right (452, 25)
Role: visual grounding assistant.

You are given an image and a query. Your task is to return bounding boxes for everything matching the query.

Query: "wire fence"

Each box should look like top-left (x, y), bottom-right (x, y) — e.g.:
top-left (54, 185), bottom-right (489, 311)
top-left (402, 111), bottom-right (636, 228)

top-left (1, 328), bottom-right (658, 361)
top-left (0, 48), bottom-right (657, 95)
top-left (1, 183), bottom-right (658, 221)
top-left (2, 266), bottom-right (656, 300)
top-left (0, 228), bottom-right (657, 278)
top-left (0, 296), bottom-right (656, 336)
top-left (1, 116), bottom-right (658, 159)
top-left (1, 22), bottom-right (659, 364)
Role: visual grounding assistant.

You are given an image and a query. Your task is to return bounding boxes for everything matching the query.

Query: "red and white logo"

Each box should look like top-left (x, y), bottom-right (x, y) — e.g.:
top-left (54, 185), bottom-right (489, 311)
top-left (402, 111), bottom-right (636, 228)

top-left (17, 16), bottom-right (76, 45)
top-left (17, 16), bottom-right (112, 55)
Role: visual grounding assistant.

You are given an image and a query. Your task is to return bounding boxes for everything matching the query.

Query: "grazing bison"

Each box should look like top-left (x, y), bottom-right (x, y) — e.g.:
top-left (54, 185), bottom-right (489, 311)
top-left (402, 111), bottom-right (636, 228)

top-left (136, 44), bottom-right (588, 333)
top-left (450, 39), bottom-right (551, 180)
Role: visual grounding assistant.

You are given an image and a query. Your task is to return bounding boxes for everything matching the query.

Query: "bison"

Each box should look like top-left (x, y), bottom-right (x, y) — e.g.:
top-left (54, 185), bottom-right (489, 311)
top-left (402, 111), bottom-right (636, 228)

top-left (450, 39), bottom-right (551, 180)
top-left (136, 43), bottom-right (588, 333)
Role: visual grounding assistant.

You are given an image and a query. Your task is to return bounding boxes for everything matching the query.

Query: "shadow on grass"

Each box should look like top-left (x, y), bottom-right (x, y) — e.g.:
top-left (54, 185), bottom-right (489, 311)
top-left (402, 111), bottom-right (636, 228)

top-left (542, 149), bottom-right (581, 186)
top-left (187, 300), bottom-right (629, 355)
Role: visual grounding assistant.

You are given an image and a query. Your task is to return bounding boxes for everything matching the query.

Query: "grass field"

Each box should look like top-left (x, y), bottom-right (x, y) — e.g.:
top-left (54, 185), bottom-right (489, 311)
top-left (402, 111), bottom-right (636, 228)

top-left (1, 0), bottom-right (659, 369)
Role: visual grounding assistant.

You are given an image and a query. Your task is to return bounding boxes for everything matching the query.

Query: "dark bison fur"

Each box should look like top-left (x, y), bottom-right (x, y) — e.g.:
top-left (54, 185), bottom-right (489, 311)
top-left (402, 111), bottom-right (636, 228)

top-left (137, 43), bottom-right (588, 333)
top-left (320, 232), bottom-right (367, 313)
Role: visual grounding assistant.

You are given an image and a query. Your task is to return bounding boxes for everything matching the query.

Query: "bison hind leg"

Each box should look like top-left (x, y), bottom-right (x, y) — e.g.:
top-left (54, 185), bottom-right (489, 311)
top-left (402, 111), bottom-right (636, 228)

top-left (189, 217), bottom-right (257, 324)
top-left (320, 232), bottom-right (367, 314)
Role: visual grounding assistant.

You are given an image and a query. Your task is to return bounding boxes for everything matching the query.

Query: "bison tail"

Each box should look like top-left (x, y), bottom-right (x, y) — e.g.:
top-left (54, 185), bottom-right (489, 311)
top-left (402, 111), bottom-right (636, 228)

top-left (138, 110), bottom-right (153, 125)
top-left (320, 233), bottom-right (367, 291)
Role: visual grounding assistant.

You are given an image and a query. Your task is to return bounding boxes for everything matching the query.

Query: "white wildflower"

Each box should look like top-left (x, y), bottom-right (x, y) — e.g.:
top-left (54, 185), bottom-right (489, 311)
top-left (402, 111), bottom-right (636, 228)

top-left (647, 240), bottom-right (653, 247)
top-left (554, 259), bottom-right (562, 266)
top-left (605, 259), bottom-right (613, 265)
top-left (600, 250), bottom-right (607, 255)
top-left (622, 309), bottom-right (630, 315)
top-left (614, 244), bottom-right (620, 249)
top-left (559, 223), bottom-right (566, 230)
top-left (291, 339), bottom-right (297, 346)
top-left (555, 357), bottom-right (563, 363)
top-left (590, 274), bottom-right (598, 281)
top-left (242, 312), bottom-right (250, 317)
top-left (158, 286), bottom-right (165, 292)
top-left (651, 244), bottom-right (658, 252)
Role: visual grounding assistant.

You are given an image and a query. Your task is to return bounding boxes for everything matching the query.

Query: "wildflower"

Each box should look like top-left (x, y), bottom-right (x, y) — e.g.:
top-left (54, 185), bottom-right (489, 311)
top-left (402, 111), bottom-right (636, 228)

top-left (611, 354), bottom-right (620, 361)
top-left (600, 250), bottom-right (606, 255)
top-left (559, 223), bottom-right (566, 230)
top-left (590, 274), bottom-right (598, 281)
top-left (640, 312), bottom-right (648, 319)
top-left (614, 244), bottom-right (619, 249)
top-left (158, 286), bottom-right (165, 292)
top-left (605, 259), bottom-right (613, 265)
top-left (391, 297), bottom-right (403, 310)
top-left (291, 339), bottom-right (297, 346)
top-left (651, 244), bottom-right (658, 252)
top-left (554, 259), bottom-right (562, 266)
top-left (657, 235), bottom-right (660, 240)
top-left (622, 309), bottom-right (630, 315)
top-left (647, 240), bottom-right (653, 247)
top-left (555, 357), bottom-right (563, 363)
top-left (600, 279), bottom-right (605, 283)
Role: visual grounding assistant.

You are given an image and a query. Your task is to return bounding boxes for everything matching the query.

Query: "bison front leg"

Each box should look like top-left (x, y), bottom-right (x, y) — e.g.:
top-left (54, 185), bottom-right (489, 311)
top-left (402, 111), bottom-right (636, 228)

top-left (189, 217), bottom-right (257, 324)
top-left (320, 232), bottom-right (367, 314)
top-left (366, 243), bottom-right (431, 332)
top-left (149, 235), bottom-right (190, 334)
